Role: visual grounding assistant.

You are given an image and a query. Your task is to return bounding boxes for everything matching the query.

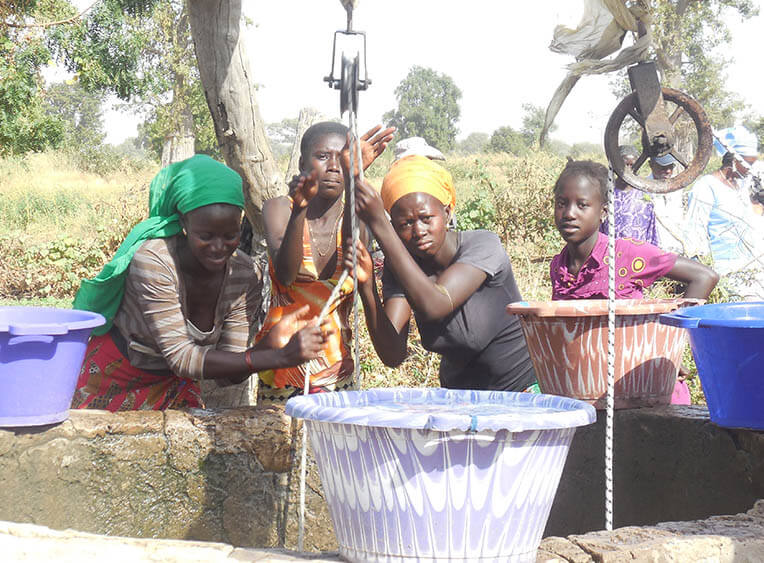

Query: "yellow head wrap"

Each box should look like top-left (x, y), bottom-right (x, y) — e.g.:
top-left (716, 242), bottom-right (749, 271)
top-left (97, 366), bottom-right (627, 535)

top-left (381, 155), bottom-right (456, 213)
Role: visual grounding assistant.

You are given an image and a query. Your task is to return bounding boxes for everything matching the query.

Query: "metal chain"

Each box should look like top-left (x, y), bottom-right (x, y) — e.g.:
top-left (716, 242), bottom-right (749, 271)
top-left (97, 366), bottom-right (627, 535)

top-left (605, 164), bottom-right (616, 532)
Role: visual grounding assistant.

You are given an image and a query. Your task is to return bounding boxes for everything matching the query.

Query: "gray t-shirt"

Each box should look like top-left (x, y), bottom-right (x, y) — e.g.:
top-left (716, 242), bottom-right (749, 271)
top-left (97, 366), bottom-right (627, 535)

top-left (382, 230), bottom-right (535, 391)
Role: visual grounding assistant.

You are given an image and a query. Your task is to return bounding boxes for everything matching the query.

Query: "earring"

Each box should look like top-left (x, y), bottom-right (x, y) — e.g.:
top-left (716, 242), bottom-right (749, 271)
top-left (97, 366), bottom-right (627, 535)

top-left (182, 228), bottom-right (187, 237)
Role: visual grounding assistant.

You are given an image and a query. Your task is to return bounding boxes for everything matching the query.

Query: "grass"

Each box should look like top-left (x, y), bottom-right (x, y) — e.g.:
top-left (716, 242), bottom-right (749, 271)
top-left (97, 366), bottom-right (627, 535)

top-left (0, 297), bottom-right (73, 308)
top-left (0, 151), bottom-right (155, 241)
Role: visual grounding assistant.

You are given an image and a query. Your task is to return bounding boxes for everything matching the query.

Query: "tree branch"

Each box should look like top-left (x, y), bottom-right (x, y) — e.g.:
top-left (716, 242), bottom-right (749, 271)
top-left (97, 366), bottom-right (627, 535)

top-left (3, 1), bottom-right (99, 29)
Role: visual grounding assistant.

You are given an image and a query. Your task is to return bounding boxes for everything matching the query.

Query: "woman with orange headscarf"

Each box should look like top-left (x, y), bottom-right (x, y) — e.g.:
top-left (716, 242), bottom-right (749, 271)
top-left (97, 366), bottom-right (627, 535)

top-left (347, 155), bottom-right (537, 391)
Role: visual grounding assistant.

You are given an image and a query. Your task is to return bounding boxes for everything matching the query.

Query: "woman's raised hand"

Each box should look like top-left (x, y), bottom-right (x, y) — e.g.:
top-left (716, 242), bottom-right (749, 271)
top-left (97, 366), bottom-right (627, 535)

top-left (342, 125), bottom-right (396, 175)
top-left (354, 178), bottom-right (387, 226)
top-left (343, 238), bottom-right (373, 284)
top-left (291, 171), bottom-right (319, 209)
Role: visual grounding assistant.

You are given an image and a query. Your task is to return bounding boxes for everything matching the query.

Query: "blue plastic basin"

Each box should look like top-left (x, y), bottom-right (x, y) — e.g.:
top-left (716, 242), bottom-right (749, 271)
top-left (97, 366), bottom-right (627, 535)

top-left (660, 302), bottom-right (764, 430)
top-left (0, 307), bottom-right (105, 426)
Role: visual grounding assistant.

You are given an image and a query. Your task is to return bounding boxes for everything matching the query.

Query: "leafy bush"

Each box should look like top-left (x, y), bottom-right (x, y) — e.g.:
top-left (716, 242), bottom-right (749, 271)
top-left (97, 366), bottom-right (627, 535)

top-left (488, 126), bottom-right (527, 155)
top-left (454, 154), bottom-right (563, 251)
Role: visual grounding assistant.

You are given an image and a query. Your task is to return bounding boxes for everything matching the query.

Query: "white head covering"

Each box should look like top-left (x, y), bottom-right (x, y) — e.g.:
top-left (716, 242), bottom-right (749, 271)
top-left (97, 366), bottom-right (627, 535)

top-left (393, 137), bottom-right (446, 161)
top-left (714, 126), bottom-right (759, 158)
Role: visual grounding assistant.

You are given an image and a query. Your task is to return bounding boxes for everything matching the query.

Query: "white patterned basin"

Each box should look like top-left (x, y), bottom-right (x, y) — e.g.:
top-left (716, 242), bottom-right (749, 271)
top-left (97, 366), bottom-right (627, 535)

top-left (286, 388), bottom-right (595, 563)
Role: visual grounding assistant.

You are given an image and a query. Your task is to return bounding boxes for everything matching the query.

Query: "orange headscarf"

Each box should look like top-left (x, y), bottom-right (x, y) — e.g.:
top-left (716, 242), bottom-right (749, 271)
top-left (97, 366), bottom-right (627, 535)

top-left (380, 155), bottom-right (456, 212)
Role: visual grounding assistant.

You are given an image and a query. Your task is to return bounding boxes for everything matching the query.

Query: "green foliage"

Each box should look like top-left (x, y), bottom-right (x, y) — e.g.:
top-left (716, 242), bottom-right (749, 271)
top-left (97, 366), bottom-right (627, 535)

top-left (9, 235), bottom-right (112, 297)
top-left (44, 80), bottom-right (105, 147)
top-left (0, 150), bottom-right (152, 298)
top-left (49, 0), bottom-right (159, 100)
top-left (487, 106), bottom-right (560, 155)
top-left (70, 142), bottom-right (155, 175)
top-left (137, 78), bottom-right (219, 161)
top-left (568, 141), bottom-right (605, 160)
top-left (457, 187), bottom-right (496, 232)
top-left (455, 132), bottom-right (489, 155)
top-left (465, 156), bottom-right (561, 248)
top-left (50, 0), bottom-right (213, 159)
top-left (0, 188), bottom-right (81, 229)
top-left (488, 125), bottom-right (527, 155)
top-left (0, 28), bottom-right (65, 155)
top-left (383, 66), bottom-right (462, 152)
top-left (743, 114), bottom-right (764, 148)
top-left (521, 103), bottom-right (555, 147)
top-left (612, 0), bottom-right (759, 129)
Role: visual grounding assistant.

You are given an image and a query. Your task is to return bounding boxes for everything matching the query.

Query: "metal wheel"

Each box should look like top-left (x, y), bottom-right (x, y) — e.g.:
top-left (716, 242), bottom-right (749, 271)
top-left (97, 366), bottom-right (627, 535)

top-left (604, 87), bottom-right (713, 193)
top-left (339, 54), bottom-right (360, 115)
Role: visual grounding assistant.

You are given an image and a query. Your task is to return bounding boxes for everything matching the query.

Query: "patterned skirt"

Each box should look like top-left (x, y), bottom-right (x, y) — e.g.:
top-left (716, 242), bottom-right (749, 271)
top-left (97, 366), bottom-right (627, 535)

top-left (71, 332), bottom-right (202, 411)
top-left (256, 357), bottom-right (355, 405)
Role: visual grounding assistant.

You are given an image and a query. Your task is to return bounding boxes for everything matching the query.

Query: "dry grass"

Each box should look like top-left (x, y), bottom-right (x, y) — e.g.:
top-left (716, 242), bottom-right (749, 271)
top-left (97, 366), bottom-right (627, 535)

top-left (0, 151), bottom-right (155, 240)
top-left (0, 152), bottom-right (155, 299)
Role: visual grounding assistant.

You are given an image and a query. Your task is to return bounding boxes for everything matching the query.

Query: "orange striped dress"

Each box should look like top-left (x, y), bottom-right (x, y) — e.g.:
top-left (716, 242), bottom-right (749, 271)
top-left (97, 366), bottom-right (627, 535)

top-left (256, 215), bottom-right (355, 403)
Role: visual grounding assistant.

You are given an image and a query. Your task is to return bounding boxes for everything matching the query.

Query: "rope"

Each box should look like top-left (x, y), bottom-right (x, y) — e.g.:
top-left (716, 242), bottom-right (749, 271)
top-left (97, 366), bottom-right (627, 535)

top-left (349, 110), bottom-right (363, 390)
top-left (605, 164), bottom-right (616, 531)
top-left (296, 100), bottom-right (364, 554)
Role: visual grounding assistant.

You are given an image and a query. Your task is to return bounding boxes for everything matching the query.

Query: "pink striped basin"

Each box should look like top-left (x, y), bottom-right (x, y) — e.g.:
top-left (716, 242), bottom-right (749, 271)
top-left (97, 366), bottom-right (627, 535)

top-left (506, 299), bottom-right (700, 409)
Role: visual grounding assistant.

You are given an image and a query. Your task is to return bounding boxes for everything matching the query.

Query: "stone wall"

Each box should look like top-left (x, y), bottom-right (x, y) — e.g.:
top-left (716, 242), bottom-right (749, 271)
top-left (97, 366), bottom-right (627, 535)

top-left (0, 407), bottom-right (335, 551)
top-left (0, 405), bottom-right (762, 553)
top-left (2, 501), bottom-right (764, 562)
top-left (546, 405), bottom-right (764, 537)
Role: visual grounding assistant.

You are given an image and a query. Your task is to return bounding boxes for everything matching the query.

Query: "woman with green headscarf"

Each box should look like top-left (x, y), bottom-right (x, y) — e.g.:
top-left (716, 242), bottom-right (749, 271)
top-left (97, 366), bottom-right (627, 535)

top-left (71, 155), bottom-right (328, 411)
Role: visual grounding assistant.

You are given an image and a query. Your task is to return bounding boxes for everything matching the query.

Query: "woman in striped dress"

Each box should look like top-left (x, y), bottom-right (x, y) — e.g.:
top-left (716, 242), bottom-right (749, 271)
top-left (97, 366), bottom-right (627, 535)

top-left (71, 155), bottom-right (328, 411)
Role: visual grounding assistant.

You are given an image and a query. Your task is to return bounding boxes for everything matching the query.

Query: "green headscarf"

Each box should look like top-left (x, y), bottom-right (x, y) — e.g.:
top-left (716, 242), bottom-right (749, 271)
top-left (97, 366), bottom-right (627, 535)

top-left (73, 154), bottom-right (245, 335)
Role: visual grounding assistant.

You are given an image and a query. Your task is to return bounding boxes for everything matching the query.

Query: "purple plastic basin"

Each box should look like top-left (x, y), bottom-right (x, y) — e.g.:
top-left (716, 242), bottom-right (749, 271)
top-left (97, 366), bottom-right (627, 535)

top-left (0, 307), bottom-right (105, 427)
top-left (286, 388), bottom-right (595, 563)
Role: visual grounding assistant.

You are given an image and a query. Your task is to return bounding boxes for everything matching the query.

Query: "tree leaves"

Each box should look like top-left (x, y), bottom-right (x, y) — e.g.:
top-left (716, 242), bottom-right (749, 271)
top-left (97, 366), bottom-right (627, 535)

top-left (383, 66), bottom-right (462, 152)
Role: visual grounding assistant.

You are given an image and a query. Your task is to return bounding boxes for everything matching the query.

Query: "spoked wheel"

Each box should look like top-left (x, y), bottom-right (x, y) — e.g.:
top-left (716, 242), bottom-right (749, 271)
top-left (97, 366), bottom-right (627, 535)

top-left (604, 87), bottom-right (713, 193)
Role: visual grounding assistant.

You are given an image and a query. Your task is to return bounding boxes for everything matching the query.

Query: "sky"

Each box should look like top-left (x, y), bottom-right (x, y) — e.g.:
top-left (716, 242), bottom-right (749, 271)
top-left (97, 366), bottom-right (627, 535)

top-left (101, 1), bottom-right (762, 146)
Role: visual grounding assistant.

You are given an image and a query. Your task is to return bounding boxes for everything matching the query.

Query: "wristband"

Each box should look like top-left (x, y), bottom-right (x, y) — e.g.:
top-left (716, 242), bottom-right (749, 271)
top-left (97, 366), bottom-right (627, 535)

top-left (244, 348), bottom-right (256, 373)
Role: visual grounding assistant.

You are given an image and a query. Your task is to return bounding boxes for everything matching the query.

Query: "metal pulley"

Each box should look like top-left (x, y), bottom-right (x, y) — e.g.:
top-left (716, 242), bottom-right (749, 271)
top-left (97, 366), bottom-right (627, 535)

top-left (323, 2), bottom-right (370, 115)
top-left (338, 54), bottom-right (362, 116)
top-left (603, 63), bottom-right (714, 194)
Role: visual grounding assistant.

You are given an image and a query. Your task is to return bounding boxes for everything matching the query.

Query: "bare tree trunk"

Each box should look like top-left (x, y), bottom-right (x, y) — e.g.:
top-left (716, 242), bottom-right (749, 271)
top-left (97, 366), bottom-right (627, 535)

top-left (187, 0), bottom-right (285, 240)
top-left (160, 104), bottom-right (195, 166)
top-left (284, 107), bottom-right (324, 182)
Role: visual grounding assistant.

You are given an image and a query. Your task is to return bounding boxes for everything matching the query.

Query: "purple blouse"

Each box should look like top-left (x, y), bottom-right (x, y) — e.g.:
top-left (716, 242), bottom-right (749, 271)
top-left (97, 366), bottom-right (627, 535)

top-left (600, 187), bottom-right (659, 246)
top-left (550, 232), bottom-right (677, 300)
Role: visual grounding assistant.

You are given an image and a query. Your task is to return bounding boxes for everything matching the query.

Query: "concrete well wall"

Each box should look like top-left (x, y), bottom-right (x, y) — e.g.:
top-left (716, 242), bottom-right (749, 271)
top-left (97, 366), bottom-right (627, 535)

top-left (0, 405), bottom-right (761, 552)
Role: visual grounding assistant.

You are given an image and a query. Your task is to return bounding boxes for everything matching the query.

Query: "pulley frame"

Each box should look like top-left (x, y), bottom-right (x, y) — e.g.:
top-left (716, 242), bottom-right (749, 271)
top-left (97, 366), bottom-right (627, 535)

top-left (323, 30), bottom-right (370, 115)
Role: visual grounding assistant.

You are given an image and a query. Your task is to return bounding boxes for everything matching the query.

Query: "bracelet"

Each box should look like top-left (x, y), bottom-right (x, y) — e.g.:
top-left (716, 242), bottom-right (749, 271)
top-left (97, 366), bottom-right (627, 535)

top-left (244, 348), bottom-right (256, 373)
top-left (434, 283), bottom-right (454, 312)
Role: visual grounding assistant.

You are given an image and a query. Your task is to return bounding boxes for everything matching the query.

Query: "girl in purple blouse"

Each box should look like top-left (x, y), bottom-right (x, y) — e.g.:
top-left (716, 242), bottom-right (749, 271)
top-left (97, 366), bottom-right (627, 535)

top-left (550, 160), bottom-right (720, 404)
top-left (550, 160), bottom-right (718, 301)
